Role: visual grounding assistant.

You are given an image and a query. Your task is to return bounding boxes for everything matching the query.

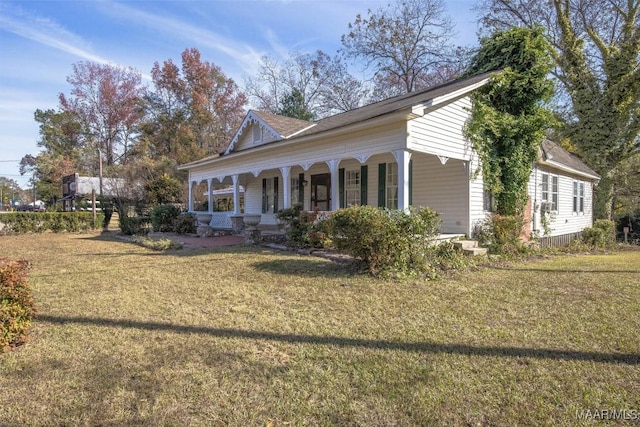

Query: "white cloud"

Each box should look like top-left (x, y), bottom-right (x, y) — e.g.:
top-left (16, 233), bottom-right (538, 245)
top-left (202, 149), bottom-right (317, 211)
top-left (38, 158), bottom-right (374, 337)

top-left (102, 2), bottom-right (266, 76)
top-left (1, 5), bottom-right (112, 65)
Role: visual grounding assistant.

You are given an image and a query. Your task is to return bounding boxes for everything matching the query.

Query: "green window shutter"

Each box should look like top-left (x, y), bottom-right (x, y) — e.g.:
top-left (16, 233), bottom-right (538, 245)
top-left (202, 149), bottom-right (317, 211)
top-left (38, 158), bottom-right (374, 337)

top-left (261, 178), bottom-right (267, 214)
top-left (408, 159), bottom-right (413, 206)
top-left (273, 177), bottom-right (279, 213)
top-left (360, 165), bottom-right (368, 205)
top-left (339, 168), bottom-right (345, 209)
top-left (378, 163), bottom-right (386, 207)
top-left (298, 173), bottom-right (305, 209)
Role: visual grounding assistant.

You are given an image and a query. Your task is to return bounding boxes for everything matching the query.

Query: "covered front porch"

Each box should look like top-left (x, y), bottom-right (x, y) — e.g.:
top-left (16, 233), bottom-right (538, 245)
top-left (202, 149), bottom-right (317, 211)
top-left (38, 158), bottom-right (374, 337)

top-left (186, 149), bottom-right (479, 236)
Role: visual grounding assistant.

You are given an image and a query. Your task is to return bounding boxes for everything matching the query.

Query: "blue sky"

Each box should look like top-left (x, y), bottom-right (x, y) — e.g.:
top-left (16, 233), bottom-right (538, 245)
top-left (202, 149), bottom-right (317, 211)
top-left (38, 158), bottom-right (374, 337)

top-left (0, 0), bottom-right (481, 188)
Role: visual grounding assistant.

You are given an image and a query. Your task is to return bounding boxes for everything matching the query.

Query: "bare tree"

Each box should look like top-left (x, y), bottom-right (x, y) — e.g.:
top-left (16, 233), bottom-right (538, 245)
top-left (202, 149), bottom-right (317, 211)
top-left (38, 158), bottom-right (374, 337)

top-left (244, 51), bottom-right (369, 119)
top-left (341, 0), bottom-right (458, 94)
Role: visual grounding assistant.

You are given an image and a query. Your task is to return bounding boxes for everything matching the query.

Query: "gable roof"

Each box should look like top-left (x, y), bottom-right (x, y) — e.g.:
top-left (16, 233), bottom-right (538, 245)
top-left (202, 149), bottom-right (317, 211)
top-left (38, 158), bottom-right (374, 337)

top-left (224, 110), bottom-right (315, 154)
top-left (251, 110), bottom-right (315, 138)
top-left (538, 140), bottom-right (599, 180)
top-left (295, 71), bottom-right (494, 139)
top-left (181, 71), bottom-right (495, 169)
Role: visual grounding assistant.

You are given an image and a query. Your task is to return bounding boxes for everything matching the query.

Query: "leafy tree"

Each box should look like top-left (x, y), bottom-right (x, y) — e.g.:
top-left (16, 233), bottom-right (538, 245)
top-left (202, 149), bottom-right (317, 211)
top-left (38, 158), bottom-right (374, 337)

top-left (58, 62), bottom-right (145, 167)
top-left (19, 109), bottom-right (83, 204)
top-left (0, 177), bottom-right (21, 208)
top-left (278, 88), bottom-right (315, 121)
top-left (341, 0), bottom-right (459, 95)
top-left (476, 0), bottom-right (640, 219)
top-left (144, 173), bottom-right (183, 206)
top-left (140, 48), bottom-right (247, 164)
top-left (464, 26), bottom-right (557, 216)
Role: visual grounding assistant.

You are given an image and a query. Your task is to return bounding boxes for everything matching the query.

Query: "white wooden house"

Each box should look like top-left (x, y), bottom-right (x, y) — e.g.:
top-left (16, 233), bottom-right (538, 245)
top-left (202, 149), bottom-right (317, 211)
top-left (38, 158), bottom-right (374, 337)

top-left (179, 72), bottom-right (598, 242)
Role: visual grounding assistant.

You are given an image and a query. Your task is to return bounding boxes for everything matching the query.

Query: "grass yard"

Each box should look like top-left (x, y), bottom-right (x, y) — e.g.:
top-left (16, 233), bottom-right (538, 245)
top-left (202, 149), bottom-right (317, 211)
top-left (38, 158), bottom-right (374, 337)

top-left (1, 232), bottom-right (639, 426)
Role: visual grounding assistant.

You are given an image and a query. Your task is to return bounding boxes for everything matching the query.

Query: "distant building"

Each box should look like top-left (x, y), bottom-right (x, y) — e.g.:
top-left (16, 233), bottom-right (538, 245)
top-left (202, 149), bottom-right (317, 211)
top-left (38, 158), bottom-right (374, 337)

top-left (61, 173), bottom-right (125, 211)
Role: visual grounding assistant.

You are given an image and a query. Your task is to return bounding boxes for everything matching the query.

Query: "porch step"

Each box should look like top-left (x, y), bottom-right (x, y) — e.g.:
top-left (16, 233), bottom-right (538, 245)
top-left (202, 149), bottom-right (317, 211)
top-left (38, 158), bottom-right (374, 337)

top-left (452, 240), bottom-right (478, 250)
top-left (452, 239), bottom-right (488, 256)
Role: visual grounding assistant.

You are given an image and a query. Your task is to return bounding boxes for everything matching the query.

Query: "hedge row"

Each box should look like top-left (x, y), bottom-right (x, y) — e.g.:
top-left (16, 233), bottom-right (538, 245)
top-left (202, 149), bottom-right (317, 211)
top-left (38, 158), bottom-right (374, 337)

top-left (0, 212), bottom-right (104, 235)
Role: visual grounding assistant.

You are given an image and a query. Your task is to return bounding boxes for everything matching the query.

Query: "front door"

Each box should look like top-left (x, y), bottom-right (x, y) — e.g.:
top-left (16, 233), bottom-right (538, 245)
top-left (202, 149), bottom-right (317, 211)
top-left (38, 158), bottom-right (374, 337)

top-left (311, 173), bottom-right (331, 211)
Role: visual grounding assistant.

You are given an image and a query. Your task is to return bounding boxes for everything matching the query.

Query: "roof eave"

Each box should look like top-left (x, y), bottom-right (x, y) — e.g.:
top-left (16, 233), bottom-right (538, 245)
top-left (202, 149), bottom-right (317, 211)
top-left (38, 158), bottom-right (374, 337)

top-left (538, 159), bottom-right (600, 181)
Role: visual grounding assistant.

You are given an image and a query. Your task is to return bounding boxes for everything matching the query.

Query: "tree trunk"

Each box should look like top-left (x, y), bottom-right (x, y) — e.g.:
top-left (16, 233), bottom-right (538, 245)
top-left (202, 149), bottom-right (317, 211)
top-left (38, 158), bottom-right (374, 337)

top-left (594, 171), bottom-right (614, 220)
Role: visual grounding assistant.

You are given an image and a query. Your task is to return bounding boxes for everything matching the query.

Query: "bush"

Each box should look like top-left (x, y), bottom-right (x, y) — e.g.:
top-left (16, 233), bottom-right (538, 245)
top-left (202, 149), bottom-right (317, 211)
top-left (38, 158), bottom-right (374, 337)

top-left (119, 215), bottom-right (151, 236)
top-left (0, 212), bottom-right (104, 235)
top-left (476, 214), bottom-right (527, 255)
top-left (276, 206), bottom-right (330, 248)
top-left (151, 204), bottom-right (181, 232)
top-left (0, 259), bottom-right (36, 352)
top-left (174, 212), bottom-right (196, 234)
top-left (328, 206), bottom-right (441, 276)
top-left (582, 219), bottom-right (616, 248)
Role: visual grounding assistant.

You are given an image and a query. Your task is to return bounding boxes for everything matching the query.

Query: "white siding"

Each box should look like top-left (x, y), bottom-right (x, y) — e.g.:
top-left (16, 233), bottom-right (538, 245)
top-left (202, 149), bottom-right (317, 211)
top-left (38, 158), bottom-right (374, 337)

top-left (528, 166), bottom-right (594, 237)
top-left (233, 122), bottom-right (280, 152)
top-left (411, 154), bottom-right (468, 234)
top-left (408, 97), bottom-right (475, 160)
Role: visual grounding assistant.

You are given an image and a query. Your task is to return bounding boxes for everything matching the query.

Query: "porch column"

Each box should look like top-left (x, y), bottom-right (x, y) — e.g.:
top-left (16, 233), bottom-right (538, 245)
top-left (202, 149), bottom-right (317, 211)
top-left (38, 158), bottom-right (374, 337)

top-left (207, 178), bottom-right (213, 213)
top-left (280, 166), bottom-right (291, 209)
top-left (393, 149), bottom-right (412, 211)
top-left (326, 159), bottom-right (341, 211)
top-left (188, 178), bottom-right (193, 212)
top-left (232, 174), bottom-right (240, 215)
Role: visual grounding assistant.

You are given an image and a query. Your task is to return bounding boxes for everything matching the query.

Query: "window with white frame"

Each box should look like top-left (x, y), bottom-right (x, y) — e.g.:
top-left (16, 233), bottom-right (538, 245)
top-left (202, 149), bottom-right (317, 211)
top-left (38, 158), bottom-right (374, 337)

top-left (541, 173), bottom-right (559, 212)
top-left (386, 162), bottom-right (398, 209)
top-left (573, 181), bottom-right (585, 213)
top-left (291, 176), bottom-right (300, 207)
top-left (345, 170), bottom-right (361, 207)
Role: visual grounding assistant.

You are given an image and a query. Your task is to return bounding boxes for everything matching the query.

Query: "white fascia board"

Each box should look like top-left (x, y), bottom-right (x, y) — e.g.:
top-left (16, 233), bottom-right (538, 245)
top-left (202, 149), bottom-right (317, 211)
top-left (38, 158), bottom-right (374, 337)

top-left (539, 159), bottom-right (600, 181)
top-left (411, 77), bottom-right (490, 116)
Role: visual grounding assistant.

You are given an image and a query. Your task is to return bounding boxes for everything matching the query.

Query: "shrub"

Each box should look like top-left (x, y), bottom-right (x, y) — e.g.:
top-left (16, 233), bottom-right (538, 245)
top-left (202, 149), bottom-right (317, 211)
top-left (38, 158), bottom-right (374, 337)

top-left (327, 206), bottom-right (441, 276)
top-left (582, 219), bottom-right (616, 248)
top-left (119, 215), bottom-right (151, 236)
top-left (476, 214), bottom-right (527, 255)
top-left (0, 259), bottom-right (36, 352)
top-left (174, 212), bottom-right (196, 234)
top-left (151, 204), bottom-right (181, 232)
top-left (276, 206), bottom-right (330, 248)
top-left (0, 212), bottom-right (104, 235)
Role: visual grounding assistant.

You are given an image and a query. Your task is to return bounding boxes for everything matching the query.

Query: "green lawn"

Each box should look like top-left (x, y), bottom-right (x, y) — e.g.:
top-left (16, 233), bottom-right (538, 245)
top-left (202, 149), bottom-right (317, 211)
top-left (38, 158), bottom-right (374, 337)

top-left (1, 232), bottom-right (639, 426)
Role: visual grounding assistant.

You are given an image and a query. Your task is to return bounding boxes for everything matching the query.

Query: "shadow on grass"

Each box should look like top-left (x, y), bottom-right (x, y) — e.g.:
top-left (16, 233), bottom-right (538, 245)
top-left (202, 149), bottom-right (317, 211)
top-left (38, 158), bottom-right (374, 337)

top-left (251, 258), bottom-right (356, 278)
top-left (493, 266), bottom-right (640, 274)
top-left (38, 314), bottom-right (639, 366)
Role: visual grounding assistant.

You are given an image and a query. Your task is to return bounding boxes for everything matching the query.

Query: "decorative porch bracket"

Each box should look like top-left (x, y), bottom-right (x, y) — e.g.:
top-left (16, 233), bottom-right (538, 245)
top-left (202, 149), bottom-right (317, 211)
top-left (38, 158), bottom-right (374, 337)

top-left (437, 155), bottom-right (449, 165)
top-left (355, 153), bottom-right (372, 164)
